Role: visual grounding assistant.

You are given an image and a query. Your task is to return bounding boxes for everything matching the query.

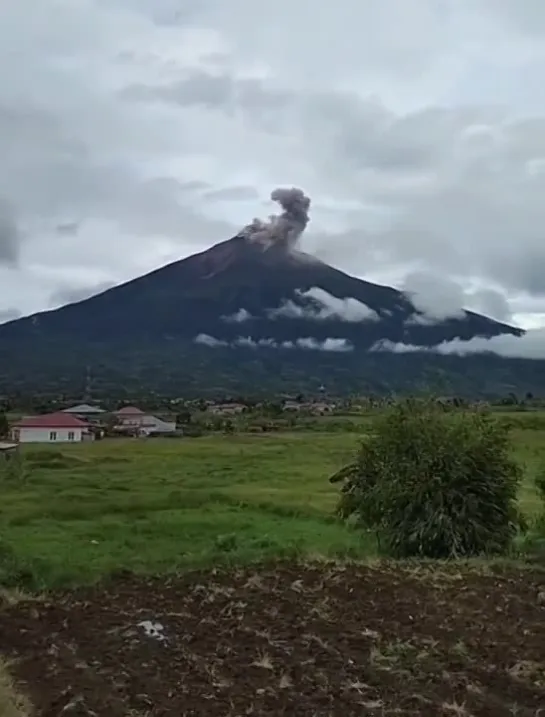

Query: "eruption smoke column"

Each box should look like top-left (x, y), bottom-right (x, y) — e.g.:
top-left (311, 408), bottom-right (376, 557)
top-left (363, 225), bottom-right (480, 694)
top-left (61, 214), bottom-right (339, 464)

top-left (241, 187), bottom-right (311, 251)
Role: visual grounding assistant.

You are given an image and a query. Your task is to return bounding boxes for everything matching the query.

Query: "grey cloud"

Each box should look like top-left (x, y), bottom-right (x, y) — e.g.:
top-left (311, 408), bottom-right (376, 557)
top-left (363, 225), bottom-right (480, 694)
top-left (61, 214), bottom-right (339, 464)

top-left (123, 64), bottom-right (545, 300)
top-left (49, 281), bottom-right (116, 307)
top-left (0, 307), bottom-right (22, 324)
top-left (203, 186), bottom-right (260, 202)
top-left (481, 0), bottom-right (545, 36)
top-left (467, 288), bottom-right (512, 323)
top-left (402, 272), bottom-right (513, 325)
top-left (4, 0), bottom-right (545, 324)
top-left (402, 272), bottom-right (466, 321)
top-left (0, 197), bottom-right (21, 265)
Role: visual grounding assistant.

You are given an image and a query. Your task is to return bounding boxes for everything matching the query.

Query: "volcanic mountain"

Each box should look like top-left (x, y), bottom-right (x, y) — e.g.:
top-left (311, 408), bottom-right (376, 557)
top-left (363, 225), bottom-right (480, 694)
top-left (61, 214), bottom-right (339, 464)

top-left (0, 187), bottom-right (531, 397)
top-left (0, 233), bottom-right (521, 345)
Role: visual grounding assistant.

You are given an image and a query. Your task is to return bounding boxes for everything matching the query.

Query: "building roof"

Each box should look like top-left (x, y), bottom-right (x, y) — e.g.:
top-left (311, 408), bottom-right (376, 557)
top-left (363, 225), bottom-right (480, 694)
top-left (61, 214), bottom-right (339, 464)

top-left (14, 412), bottom-right (89, 429)
top-left (62, 403), bottom-right (105, 414)
top-left (115, 406), bottom-right (145, 415)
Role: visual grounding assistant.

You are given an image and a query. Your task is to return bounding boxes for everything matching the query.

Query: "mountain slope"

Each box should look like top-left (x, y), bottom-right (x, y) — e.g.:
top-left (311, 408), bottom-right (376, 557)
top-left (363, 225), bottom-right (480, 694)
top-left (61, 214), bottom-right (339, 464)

top-left (0, 235), bottom-right (521, 349)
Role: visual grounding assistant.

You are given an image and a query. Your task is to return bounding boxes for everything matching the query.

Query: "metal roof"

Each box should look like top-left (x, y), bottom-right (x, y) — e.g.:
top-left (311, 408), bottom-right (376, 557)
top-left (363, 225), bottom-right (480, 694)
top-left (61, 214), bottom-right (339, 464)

top-left (62, 404), bottom-right (105, 414)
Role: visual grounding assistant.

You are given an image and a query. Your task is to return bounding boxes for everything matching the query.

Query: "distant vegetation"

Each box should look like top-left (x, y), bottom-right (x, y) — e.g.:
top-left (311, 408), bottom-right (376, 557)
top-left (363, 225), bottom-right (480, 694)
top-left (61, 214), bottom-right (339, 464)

top-left (2, 338), bottom-right (545, 398)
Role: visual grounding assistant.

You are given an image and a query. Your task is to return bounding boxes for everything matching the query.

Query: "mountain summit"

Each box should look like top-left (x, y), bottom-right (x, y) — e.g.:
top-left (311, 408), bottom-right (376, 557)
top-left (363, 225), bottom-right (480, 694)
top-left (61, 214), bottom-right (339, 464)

top-left (0, 187), bottom-right (527, 396)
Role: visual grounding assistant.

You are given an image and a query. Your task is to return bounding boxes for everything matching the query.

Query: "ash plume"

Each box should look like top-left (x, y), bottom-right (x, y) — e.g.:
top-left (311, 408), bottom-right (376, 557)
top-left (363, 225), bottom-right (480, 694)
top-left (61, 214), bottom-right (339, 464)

top-left (240, 187), bottom-right (311, 250)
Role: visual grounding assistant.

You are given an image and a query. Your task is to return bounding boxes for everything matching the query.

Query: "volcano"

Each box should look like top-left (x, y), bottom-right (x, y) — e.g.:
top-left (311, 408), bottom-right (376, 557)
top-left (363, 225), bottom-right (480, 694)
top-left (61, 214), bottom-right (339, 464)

top-left (0, 188), bottom-right (530, 397)
top-left (0, 233), bottom-right (520, 346)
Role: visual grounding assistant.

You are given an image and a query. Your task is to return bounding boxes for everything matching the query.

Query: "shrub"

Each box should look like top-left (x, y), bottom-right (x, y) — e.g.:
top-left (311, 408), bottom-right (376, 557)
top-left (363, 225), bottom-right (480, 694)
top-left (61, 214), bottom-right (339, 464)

top-left (334, 399), bottom-right (524, 559)
top-left (0, 411), bottom-right (8, 438)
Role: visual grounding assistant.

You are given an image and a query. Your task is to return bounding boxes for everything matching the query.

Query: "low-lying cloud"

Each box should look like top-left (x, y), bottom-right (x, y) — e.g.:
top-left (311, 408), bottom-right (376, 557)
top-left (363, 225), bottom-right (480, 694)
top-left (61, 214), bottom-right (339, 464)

top-left (194, 333), bottom-right (353, 352)
top-left (402, 271), bottom-right (513, 325)
top-left (402, 272), bottom-right (466, 321)
top-left (222, 308), bottom-right (253, 323)
top-left (269, 287), bottom-right (379, 322)
top-left (371, 329), bottom-right (545, 359)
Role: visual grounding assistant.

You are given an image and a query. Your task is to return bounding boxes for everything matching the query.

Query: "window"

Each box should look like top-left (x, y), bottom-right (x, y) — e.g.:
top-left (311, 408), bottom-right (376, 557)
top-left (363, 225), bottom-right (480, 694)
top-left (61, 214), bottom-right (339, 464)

top-left (68, 432), bottom-right (75, 441)
top-left (49, 431), bottom-right (57, 441)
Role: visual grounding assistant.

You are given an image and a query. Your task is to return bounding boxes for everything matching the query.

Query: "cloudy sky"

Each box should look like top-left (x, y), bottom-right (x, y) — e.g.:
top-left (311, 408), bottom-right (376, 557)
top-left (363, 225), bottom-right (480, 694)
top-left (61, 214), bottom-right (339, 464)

top-left (2, 0), bottom-right (545, 337)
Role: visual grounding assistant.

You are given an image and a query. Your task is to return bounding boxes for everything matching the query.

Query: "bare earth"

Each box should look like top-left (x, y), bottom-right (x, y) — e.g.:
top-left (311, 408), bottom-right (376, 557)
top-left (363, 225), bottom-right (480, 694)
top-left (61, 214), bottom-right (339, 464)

top-left (1, 562), bottom-right (545, 716)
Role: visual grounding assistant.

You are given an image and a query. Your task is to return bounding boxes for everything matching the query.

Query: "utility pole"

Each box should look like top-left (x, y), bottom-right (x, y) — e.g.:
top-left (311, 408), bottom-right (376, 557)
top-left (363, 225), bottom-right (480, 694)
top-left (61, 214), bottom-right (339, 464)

top-left (83, 365), bottom-right (92, 402)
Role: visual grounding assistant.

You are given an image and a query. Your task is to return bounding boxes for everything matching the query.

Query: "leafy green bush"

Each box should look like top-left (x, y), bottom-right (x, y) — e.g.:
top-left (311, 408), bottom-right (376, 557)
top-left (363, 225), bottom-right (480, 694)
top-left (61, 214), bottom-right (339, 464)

top-left (334, 399), bottom-right (524, 558)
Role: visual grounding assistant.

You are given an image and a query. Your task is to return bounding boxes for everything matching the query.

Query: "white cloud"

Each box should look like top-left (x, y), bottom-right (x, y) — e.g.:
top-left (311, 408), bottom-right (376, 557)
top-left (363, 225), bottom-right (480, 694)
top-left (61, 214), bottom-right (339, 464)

top-left (372, 328), bottom-right (545, 359)
top-left (193, 333), bottom-right (353, 351)
top-left (2, 0), bottom-right (545, 334)
top-left (403, 272), bottom-right (466, 321)
top-left (222, 308), bottom-right (252, 323)
top-left (269, 287), bottom-right (379, 322)
top-left (292, 337), bottom-right (353, 352)
top-left (194, 333), bottom-right (228, 347)
top-left (402, 271), bottom-right (514, 325)
top-left (233, 336), bottom-right (275, 347)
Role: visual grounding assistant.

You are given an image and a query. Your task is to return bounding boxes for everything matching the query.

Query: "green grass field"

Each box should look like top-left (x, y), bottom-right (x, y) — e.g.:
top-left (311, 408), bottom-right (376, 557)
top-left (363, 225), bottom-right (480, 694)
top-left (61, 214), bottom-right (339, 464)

top-left (1, 420), bottom-right (544, 589)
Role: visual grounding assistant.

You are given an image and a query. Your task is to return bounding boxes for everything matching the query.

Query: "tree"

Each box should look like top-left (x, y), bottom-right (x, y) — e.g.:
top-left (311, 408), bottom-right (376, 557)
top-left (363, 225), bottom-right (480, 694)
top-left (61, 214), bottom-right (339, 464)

top-left (175, 410), bottom-right (192, 427)
top-left (0, 411), bottom-right (8, 438)
top-left (333, 398), bottom-right (524, 559)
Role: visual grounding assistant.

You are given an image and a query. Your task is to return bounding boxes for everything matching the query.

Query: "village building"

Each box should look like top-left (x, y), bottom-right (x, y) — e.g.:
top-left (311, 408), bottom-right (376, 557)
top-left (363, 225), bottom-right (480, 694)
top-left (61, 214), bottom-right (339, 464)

top-left (62, 403), bottom-right (106, 424)
top-left (114, 406), bottom-right (146, 428)
top-left (207, 402), bottom-right (246, 415)
top-left (114, 406), bottom-right (177, 436)
top-left (11, 412), bottom-right (93, 443)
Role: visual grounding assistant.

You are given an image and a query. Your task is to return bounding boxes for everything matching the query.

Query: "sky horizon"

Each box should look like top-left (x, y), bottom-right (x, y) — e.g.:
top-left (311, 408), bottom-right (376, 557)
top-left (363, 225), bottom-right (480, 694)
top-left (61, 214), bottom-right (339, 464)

top-left (2, 0), bottom-right (545, 355)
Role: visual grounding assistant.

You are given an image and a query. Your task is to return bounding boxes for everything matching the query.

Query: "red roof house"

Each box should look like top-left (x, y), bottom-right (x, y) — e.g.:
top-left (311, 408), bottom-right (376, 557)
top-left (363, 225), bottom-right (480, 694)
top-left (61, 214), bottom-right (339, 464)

top-left (114, 405), bottom-right (146, 428)
top-left (115, 406), bottom-right (144, 416)
top-left (11, 412), bottom-right (91, 443)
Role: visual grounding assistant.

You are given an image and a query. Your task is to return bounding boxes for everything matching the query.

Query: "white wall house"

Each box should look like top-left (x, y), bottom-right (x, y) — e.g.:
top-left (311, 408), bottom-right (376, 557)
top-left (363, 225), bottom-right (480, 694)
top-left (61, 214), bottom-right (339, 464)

top-left (11, 412), bottom-right (92, 444)
top-left (141, 415), bottom-right (177, 435)
top-left (114, 406), bottom-right (146, 428)
top-left (114, 406), bottom-right (177, 436)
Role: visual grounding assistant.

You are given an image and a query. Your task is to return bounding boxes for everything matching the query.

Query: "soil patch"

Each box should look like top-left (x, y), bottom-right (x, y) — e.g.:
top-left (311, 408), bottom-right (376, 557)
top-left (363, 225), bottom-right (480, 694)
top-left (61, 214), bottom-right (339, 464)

top-left (1, 562), bottom-right (545, 716)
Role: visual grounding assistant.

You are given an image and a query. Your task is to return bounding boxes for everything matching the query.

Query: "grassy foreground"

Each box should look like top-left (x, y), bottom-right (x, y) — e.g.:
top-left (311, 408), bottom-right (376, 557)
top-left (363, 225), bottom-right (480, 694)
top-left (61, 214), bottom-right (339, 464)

top-left (0, 433), bottom-right (370, 588)
top-left (0, 424), bottom-right (544, 589)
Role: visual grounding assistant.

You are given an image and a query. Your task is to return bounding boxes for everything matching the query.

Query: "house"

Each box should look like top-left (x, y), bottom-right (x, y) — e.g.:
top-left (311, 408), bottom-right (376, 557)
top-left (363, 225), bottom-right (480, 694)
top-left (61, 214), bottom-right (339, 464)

top-left (208, 402), bottom-right (246, 415)
top-left (307, 401), bottom-right (336, 415)
top-left (62, 403), bottom-right (106, 424)
top-left (283, 400), bottom-right (302, 411)
top-left (11, 412), bottom-right (93, 443)
top-left (114, 406), bottom-right (146, 428)
top-left (114, 406), bottom-right (177, 436)
top-left (140, 415), bottom-right (177, 436)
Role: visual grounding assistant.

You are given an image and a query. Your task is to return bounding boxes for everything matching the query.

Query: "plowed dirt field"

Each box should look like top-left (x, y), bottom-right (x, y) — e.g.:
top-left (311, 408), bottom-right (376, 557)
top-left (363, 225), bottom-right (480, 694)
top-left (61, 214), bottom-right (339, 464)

top-left (1, 562), bottom-right (545, 716)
